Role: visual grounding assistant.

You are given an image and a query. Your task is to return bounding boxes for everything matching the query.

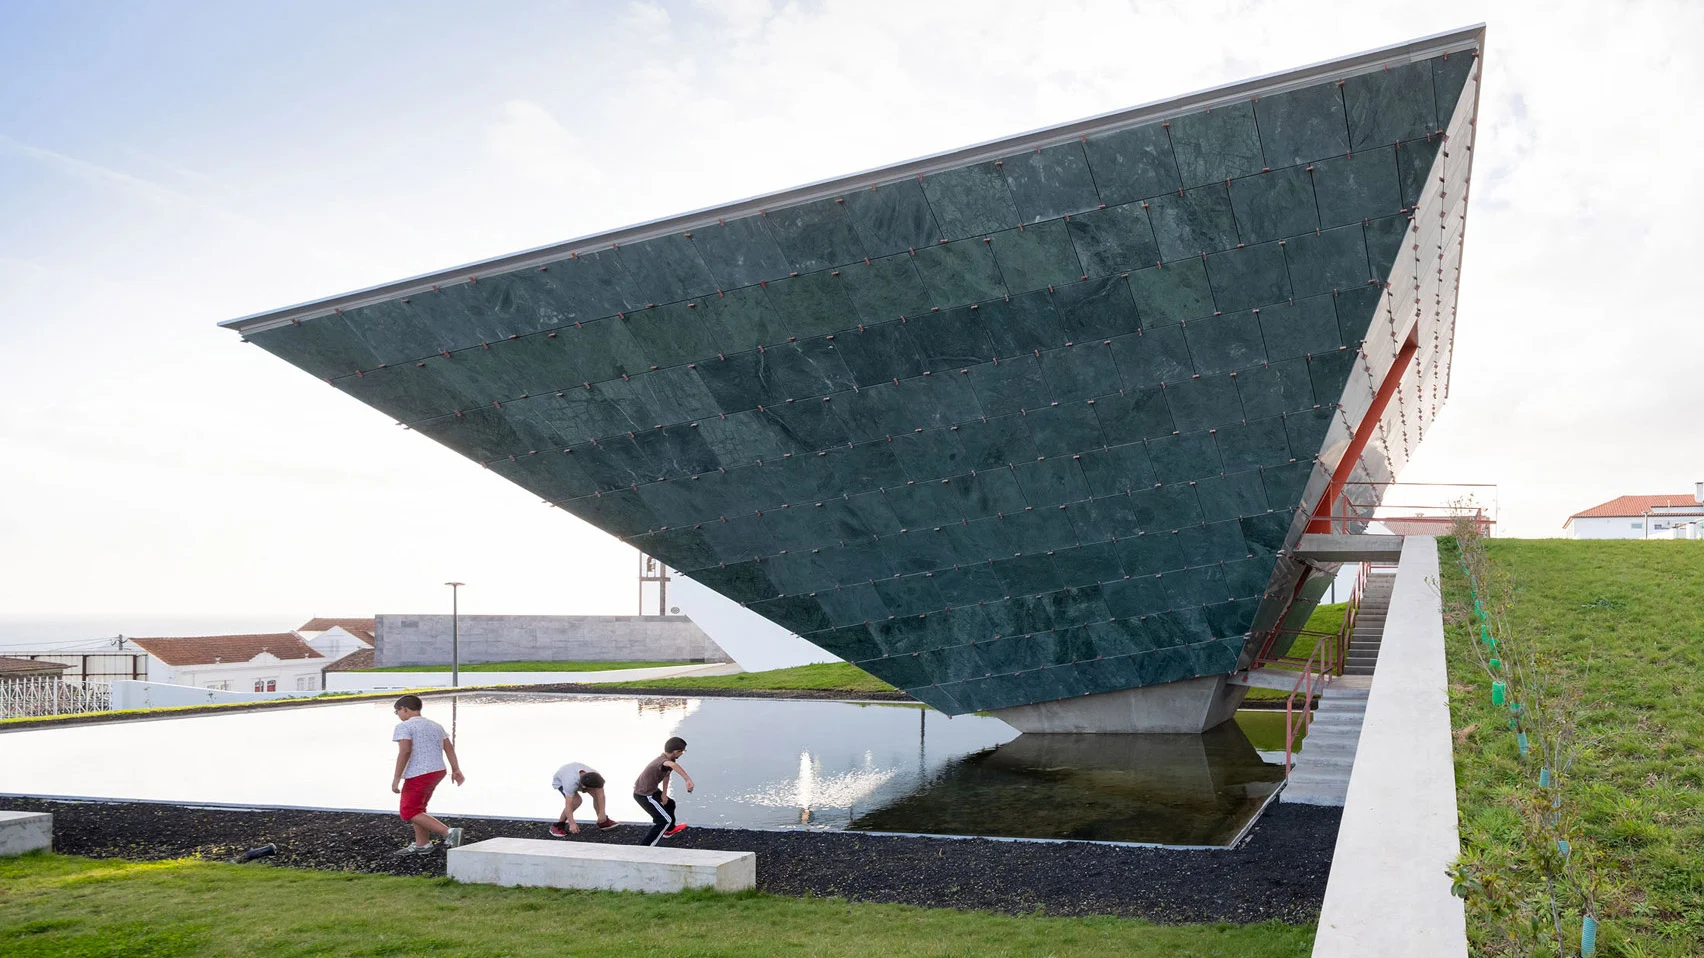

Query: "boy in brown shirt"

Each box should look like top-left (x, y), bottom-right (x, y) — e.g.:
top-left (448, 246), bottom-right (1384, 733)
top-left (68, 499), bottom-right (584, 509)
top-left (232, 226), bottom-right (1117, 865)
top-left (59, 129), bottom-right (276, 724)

top-left (632, 736), bottom-right (694, 846)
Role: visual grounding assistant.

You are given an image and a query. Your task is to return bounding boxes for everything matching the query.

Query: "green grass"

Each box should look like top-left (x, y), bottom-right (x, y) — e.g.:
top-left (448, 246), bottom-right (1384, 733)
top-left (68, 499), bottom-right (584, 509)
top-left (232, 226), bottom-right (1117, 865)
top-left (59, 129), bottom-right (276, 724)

top-left (1440, 538), bottom-right (1704, 956)
top-left (357, 660), bottom-right (684, 673)
top-left (596, 661), bottom-right (896, 694)
top-left (0, 854), bottom-right (1314, 957)
top-left (1241, 602), bottom-right (1346, 704)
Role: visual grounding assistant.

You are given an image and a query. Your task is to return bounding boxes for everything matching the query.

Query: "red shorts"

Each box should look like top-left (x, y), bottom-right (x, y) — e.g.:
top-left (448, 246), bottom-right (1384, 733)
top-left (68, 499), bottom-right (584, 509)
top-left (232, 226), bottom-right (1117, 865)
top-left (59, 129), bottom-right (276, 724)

top-left (399, 770), bottom-right (446, 820)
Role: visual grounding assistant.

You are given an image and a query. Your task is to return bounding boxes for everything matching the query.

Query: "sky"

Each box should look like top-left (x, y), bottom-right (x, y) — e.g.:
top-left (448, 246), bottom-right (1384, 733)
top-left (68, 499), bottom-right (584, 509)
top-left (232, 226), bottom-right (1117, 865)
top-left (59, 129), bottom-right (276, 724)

top-left (1, 0), bottom-right (1700, 631)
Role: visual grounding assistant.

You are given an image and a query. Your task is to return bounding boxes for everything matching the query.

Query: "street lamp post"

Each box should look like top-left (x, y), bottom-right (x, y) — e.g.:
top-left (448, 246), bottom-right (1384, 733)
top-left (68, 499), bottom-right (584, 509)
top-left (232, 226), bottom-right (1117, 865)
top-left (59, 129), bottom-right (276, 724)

top-left (445, 582), bottom-right (464, 688)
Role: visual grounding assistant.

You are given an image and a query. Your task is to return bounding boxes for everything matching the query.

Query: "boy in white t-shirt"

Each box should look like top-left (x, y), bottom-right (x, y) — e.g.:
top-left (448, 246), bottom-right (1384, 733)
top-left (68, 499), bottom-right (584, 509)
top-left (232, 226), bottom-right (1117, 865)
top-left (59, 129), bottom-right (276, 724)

top-left (549, 762), bottom-right (620, 837)
top-left (390, 694), bottom-right (466, 854)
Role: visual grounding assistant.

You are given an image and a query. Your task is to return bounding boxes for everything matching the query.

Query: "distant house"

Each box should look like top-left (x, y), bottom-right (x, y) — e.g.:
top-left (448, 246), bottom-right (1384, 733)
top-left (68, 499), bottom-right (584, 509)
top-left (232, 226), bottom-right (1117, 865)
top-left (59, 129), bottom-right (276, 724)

top-left (323, 647), bottom-right (375, 679)
top-left (296, 617), bottom-right (376, 664)
top-left (127, 634), bottom-right (326, 692)
top-left (0, 656), bottom-right (72, 681)
top-left (0, 657), bottom-right (94, 719)
top-left (1564, 487), bottom-right (1704, 539)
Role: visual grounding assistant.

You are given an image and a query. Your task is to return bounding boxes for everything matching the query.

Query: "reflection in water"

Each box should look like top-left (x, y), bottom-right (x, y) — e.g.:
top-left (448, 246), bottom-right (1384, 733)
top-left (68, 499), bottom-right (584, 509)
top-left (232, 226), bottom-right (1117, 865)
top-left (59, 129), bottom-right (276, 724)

top-left (737, 749), bottom-right (897, 825)
top-left (0, 693), bottom-right (1285, 846)
top-left (847, 722), bottom-right (1284, 845)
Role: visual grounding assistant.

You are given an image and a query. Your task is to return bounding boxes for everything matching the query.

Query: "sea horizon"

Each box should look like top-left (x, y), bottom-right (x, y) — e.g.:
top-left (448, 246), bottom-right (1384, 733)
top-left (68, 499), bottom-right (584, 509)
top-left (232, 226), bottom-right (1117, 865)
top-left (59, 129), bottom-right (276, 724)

top-left (0, 614), bottom-right (315, 654)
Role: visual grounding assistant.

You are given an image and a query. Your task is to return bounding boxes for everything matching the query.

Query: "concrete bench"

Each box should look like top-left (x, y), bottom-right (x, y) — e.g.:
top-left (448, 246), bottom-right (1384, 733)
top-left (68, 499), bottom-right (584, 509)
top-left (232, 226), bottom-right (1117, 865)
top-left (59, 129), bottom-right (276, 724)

top-left (447, 837), bottom-right (755, 893)
top-left (0, 811), bottom-right (52, 855)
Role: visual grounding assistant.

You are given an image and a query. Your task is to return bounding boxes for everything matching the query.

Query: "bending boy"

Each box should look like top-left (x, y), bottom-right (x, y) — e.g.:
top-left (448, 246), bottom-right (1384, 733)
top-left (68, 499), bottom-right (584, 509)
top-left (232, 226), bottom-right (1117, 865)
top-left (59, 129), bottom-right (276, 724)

top-left (632, 736), bottom-right (694, 846)
top-left (549, 762), bottom-right (619, 836)
top-left (390, 694), bottom-right (465, 854)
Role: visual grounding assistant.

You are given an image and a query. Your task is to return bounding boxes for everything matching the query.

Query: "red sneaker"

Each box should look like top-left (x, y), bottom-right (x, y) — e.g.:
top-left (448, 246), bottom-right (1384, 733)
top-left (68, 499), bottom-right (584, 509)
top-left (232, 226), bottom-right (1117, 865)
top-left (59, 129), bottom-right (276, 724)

top-left (596, 819), bottom-right (620, 830)
top-left (548, 823), bottom-right (568, 838)
top-left (664, 824), bottom-right (688, 838)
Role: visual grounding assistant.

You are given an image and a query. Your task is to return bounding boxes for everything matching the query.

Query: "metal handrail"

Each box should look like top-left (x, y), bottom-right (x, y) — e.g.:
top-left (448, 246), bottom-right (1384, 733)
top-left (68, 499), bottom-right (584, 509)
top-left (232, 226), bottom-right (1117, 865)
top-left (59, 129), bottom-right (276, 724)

top-left (1283, 621), bottom-right (1339, 770)
top-left (1282, 563), bottom-right (1365, 771)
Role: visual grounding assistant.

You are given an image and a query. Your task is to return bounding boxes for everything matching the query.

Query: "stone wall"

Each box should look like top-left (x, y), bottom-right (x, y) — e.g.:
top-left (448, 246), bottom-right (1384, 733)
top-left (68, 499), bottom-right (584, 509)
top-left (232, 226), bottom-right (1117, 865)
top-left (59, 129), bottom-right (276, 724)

top-left (373, 615), bottom-right (732, 667)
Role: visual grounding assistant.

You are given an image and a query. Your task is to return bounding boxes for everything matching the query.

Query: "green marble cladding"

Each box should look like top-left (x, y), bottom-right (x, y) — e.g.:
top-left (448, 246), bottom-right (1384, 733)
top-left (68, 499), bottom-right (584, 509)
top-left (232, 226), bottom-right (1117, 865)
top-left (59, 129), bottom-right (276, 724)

top-left (246, 47), bottom-right (1477, 715)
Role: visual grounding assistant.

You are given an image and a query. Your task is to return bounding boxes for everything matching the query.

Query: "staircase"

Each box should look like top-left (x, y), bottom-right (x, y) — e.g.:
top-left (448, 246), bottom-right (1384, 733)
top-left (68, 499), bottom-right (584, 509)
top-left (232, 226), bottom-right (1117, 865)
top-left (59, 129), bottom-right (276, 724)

top-left (1281, 565), bottom-right (1397, 805)
top-left (1342, 567), bottom-right (1395, 676)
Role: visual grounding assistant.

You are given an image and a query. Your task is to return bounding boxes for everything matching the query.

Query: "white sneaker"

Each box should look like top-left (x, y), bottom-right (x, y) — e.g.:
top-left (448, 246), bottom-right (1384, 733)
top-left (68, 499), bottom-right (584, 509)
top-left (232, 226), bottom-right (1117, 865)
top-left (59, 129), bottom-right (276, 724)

top-left (445, 827), bottom-right (464, 848)
top-left (395, 843), bottom-right (434, 856)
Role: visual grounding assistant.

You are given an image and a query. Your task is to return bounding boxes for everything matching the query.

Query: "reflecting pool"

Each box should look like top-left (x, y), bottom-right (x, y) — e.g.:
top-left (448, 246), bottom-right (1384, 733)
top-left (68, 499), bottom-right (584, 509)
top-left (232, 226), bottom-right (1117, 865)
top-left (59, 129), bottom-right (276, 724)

top-left (0, 693), bottom-right (1286, 846)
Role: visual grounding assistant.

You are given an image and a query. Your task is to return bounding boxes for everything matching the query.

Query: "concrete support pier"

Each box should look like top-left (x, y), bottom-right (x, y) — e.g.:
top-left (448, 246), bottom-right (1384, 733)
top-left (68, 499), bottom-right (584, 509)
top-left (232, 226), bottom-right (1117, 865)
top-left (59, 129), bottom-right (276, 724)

top-left (992, 675), bottom-right (1249, 733)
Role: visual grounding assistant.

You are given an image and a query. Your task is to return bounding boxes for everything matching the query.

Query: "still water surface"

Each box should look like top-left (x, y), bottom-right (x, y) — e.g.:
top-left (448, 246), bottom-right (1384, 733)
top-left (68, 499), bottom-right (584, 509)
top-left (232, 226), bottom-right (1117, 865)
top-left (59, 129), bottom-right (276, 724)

top-left (0, 693), bottom-right (1285, 846)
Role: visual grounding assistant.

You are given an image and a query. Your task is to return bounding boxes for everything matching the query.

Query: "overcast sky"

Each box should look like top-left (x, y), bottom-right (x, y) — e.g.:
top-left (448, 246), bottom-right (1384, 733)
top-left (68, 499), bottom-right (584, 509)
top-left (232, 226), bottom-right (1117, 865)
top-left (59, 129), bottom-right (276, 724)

top-left (2, 0), bottom-right (1700, 624)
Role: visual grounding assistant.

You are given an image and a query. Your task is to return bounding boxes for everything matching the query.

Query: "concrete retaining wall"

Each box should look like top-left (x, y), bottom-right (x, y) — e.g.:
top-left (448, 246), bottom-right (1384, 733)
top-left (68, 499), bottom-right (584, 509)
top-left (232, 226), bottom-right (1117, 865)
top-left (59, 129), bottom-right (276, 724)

top-left (1312, 536), bottom-right (1467, 957)
top-left (374, 615), bottom-right (732, 668)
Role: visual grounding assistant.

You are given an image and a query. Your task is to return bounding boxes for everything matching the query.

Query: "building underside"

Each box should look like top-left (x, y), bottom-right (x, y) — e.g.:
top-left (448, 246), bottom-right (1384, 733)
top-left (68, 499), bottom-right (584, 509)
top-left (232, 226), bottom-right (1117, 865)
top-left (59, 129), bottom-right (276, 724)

top-left (225, 27), bottom-right (1483, 731)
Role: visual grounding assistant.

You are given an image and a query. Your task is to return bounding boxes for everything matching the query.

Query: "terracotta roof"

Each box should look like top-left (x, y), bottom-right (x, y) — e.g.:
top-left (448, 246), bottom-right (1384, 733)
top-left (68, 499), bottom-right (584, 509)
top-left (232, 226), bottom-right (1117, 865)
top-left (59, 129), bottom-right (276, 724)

top-left (1566, 495), bottom-right (1704, 524)
top-left (324, 648), bottom-right (375, 672)
top-left (128, 634), bottom-right (324, 667)
top-left (297, 617), bottom-right (376, 635)
top-left (0, 656), bottom-right (71, 675)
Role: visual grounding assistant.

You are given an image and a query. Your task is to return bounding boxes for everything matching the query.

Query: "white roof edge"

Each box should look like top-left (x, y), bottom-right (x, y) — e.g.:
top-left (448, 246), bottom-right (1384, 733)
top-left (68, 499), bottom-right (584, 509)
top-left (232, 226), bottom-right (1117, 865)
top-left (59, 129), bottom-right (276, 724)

top-left (222, 24), bottom-right (1485, 335)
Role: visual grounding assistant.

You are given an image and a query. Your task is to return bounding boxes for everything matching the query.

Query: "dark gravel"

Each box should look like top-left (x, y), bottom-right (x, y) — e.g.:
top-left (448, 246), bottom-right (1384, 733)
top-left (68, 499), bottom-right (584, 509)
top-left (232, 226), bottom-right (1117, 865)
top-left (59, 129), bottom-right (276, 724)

top-left (4, 796), bottom-right (1338, 924)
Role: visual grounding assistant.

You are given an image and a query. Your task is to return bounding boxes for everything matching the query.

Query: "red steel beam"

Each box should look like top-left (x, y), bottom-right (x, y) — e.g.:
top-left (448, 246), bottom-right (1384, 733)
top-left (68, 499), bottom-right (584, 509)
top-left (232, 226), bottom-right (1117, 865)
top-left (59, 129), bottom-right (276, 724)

top-left (1307, 337), bottom-right (1422, 534)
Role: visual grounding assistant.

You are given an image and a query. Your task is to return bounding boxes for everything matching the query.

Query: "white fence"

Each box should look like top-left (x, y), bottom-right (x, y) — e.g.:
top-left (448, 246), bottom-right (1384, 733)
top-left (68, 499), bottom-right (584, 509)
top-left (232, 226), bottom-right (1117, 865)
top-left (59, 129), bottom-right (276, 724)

top-left (0, 677), bottom-right (112, 719)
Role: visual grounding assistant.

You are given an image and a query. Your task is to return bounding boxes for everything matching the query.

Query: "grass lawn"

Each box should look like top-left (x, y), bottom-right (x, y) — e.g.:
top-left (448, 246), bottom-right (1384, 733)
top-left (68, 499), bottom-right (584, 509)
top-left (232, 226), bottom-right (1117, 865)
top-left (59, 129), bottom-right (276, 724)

top-left (1241, 602), bottom-right (1346, 704)
top-left (596, 661), bottom-right (896, 694)
top-left (0, 854), bottom-right (1314, 958)
top-left (1440, 538), bottom-right (1704, 956)
top-left (357, 660), bottom-right (684, 673)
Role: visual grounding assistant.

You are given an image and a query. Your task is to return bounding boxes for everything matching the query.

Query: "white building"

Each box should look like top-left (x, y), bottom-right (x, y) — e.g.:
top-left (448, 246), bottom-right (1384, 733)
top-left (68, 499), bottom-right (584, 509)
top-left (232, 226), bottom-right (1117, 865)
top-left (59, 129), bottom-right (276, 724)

top-left (1563, 485), bottom-right (1704, 540)
top-left (295, 617), bottom-right (375, 664)
top-left (127, 634), bottom-right (327, 692)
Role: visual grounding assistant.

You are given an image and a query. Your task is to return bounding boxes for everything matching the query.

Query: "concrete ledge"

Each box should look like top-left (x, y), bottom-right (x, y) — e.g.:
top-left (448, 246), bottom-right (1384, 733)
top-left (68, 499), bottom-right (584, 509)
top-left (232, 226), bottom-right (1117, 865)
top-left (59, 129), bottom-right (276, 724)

top-left (0, 811), bottom-right (52, 855)
top-left (1294, 534), bottom-right (1405, 562)
top-left (1313, 537), bottom-right (1466, 957)
top-left (446, 837), bottom-right (755, 893)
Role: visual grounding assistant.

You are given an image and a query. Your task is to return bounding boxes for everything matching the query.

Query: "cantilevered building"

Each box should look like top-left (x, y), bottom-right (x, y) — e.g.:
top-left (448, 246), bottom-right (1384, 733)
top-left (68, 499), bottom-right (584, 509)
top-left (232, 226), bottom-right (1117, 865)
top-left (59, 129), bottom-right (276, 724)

top-left (224, 27), bottom-right (1481, 732)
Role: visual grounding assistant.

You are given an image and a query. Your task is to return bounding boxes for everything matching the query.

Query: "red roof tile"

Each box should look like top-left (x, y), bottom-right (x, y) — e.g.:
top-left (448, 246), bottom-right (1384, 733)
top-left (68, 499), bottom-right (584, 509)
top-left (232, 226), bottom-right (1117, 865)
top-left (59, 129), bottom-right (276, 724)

top-left (128, 634), bottom-right (324, 667)
top-left (0, 656), bottom-right (71, 675)
top-left (297, 617), bottom-right (376, 635)
top-left (1567, 494), bottom-right (1704, 523)
top-left (324, 648), bottom-right (375, 672)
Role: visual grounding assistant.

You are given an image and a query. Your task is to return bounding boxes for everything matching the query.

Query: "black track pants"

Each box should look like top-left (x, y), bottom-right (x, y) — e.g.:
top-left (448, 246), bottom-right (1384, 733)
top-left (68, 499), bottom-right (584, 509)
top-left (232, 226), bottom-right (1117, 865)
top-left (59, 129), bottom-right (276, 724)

top-left (634, 791), bottom-right (675, 846)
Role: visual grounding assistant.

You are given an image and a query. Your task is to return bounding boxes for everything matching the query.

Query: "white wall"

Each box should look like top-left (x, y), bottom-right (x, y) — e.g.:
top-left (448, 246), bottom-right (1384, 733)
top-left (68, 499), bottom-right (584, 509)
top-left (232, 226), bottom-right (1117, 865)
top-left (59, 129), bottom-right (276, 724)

top-left (1568, 515), bottom-right (1704, 539)
top-left (305, 627), bottom-right (371, 663)
top-left (109, 680), bottom-right (325, 710)
top-left (152, 652), bottom-right (327, 692)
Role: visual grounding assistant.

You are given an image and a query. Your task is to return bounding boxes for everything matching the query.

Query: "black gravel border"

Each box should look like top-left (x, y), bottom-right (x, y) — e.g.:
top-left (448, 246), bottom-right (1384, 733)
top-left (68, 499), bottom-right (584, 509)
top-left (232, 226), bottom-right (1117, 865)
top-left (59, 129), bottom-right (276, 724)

top-left (4, 797), bottom-right (1338, 924)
